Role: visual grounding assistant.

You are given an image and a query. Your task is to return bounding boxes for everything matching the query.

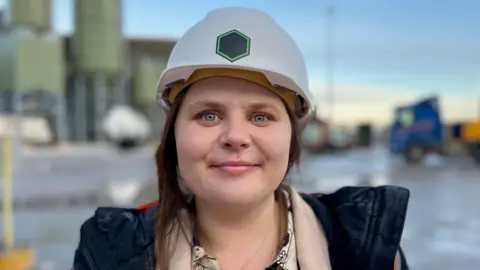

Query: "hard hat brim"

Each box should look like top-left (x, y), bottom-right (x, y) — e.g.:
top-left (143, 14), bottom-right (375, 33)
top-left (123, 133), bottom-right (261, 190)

top-left (156, 64), bottom-right (314, 130)
top-left (157, 64), bottom-right (311, 107)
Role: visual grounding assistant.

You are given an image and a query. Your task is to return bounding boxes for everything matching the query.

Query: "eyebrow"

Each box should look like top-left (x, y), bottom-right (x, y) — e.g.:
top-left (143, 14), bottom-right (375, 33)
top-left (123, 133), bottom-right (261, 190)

top-left (248, 102), bottom-right (282, 114)
top-left (186, 100), bottom-right (283, 114)
top-left (186, 101), bottom-right (226, 111)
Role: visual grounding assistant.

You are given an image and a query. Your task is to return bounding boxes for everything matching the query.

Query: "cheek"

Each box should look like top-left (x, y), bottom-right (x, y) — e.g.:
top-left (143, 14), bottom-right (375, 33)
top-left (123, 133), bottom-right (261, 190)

top-left (257, 124), bottom-right (292, 165)
top-left (175, 123), bottom-right (214, 170)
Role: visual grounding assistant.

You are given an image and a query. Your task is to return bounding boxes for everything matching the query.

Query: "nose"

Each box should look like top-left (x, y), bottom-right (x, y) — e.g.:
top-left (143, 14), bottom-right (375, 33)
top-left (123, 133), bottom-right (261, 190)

top-left (219, 118), bottom-right (251, 151)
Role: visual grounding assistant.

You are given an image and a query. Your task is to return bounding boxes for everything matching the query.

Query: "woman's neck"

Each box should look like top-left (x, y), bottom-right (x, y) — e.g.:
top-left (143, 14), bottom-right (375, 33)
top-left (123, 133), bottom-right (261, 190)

top-left (194, 193), bottom-right (283, 256)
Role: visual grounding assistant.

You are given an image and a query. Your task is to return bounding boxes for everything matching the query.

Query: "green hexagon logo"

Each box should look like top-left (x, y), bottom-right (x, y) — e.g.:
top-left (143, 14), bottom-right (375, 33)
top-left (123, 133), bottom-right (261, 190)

top-left (216, 29), bottom-right (251, 62)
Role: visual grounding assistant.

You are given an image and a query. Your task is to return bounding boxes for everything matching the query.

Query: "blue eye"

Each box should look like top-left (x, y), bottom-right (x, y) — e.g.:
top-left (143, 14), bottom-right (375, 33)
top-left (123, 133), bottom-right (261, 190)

top-left (252, 114), bottom-right (269, 122)
top-left (201, 112), bottom-right (218, 121)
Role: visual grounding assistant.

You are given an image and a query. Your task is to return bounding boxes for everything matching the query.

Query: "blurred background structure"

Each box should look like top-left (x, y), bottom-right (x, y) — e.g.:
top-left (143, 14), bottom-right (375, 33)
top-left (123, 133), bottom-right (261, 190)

top-left (0, 0), bottom-right (174, 145)
top-left (0, 0), bottom-right (479, 269)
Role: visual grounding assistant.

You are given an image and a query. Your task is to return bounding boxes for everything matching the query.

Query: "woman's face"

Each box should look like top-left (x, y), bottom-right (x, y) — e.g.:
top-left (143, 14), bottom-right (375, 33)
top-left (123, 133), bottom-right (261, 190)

top-left (174, 77), bottom-right (292, 207)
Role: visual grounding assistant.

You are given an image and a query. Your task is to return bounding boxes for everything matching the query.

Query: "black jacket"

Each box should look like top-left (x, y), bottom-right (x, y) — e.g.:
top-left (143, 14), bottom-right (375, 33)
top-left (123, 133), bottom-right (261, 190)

top-left (73, 185), bottom-right (410, 270)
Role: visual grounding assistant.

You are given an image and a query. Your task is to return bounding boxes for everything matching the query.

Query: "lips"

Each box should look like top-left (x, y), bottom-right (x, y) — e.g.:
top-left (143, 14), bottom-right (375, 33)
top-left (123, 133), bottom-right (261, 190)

top-left (210, 161), bottom-right (259, 175)
top-left (213, 161), bottom-right (256, 167)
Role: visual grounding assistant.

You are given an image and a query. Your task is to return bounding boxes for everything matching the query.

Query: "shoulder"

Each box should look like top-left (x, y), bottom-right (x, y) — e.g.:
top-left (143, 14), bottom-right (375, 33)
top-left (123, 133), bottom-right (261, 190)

top-left (300, 185), bottom-right (410, 270)
top-left (301, 185), bottom-right (410, 242)
top-left (80, 205), bottom-right (156, 243)
top-left (303, 185), bottom-right (410, 205)
top-left (301, 185), bottom-right (410, 233)
top-left (73, 205), bottom-right (156, 269)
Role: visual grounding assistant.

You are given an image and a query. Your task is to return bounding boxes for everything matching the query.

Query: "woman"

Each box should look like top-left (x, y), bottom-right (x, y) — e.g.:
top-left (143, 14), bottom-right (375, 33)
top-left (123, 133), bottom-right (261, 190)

top-left (73, 7), bottom-right (410, 270)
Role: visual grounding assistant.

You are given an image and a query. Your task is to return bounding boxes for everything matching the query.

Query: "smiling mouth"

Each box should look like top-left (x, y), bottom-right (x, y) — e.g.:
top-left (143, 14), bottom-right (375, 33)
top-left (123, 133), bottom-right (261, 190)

top-left (210, 163), bottom-right (259, 175)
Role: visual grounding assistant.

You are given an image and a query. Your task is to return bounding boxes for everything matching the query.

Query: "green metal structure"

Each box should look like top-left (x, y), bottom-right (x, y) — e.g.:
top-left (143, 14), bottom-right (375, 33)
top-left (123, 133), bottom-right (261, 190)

top-left (73, 0), bottom-right (124, 76)
top-left (8, 0), bottom-right (51, 30)
top-left (0, 31), bottom-right (65, 93)
top-left (133, 57), bottom-right (166, 108)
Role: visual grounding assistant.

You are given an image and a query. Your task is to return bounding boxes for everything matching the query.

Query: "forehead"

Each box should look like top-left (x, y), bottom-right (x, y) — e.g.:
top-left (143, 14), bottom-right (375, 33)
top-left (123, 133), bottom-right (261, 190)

top-left (183, 77), bottom-right (284, 104)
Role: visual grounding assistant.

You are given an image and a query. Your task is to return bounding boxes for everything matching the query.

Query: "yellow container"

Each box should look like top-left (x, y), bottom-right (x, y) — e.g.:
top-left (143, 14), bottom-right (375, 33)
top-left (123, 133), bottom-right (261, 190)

top-left (462, 121), bottom-right (480, 142)
top-left (0, 247), bottom-right (35, 270)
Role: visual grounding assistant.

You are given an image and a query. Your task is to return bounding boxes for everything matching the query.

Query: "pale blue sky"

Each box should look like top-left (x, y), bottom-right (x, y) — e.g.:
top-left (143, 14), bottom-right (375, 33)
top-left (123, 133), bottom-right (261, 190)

top-left (0, 0), bottom-right (478, 123)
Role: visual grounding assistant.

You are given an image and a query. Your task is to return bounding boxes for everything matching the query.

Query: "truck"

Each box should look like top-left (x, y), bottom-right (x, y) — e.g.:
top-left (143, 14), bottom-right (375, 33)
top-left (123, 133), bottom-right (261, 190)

top-left (389, 96), bottom-right (480, 165)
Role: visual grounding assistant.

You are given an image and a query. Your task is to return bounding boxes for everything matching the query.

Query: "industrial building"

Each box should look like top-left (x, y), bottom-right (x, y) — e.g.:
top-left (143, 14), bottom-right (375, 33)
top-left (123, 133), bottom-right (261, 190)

top-left (0, 0), bottom-right (176, 142)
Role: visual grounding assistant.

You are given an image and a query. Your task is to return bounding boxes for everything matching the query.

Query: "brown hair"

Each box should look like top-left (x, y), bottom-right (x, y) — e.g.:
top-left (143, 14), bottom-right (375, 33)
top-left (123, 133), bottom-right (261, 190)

top-left (154, 88), bottom-right (302, 269)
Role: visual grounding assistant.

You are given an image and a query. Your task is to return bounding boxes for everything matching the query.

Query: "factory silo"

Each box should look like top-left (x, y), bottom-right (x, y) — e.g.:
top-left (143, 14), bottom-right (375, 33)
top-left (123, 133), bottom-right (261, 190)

top-left (70, 0), bottom-right (126, 141)
top-left (133, 58), bottom-right (166, 109)
top-left (8, 0), bottom-right (51, 31)
top-left (0, 0), bottom-right (67, 143)
top-left (72, 0), bottom-right (124, 76)
top-left (133, 57), bottom-right (167, 137)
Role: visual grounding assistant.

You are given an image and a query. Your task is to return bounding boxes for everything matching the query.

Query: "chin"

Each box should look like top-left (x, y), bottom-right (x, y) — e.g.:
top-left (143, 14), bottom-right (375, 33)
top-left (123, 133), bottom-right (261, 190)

top-left (189, 170), bottom-right (280, 206)
top-left (207, 183), bottom-right (271, 206)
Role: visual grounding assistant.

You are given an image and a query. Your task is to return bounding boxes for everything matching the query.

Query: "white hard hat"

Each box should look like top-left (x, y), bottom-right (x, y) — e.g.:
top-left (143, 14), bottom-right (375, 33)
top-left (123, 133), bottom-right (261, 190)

top-left (156, 7), bottom-right (314, 128)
